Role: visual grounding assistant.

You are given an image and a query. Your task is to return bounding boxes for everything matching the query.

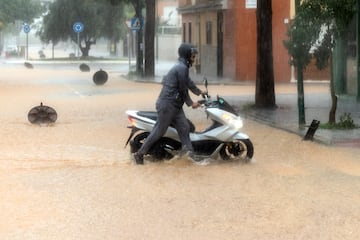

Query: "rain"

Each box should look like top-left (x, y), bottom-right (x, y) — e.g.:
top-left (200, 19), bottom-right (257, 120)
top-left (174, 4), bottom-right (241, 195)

top-left (0, 0), bottom-right (359, 239)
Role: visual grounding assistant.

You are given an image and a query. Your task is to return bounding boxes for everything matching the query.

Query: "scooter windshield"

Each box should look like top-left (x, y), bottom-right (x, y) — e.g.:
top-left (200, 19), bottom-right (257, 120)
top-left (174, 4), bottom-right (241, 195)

top-left (217, 96), bottom-right (238, 116)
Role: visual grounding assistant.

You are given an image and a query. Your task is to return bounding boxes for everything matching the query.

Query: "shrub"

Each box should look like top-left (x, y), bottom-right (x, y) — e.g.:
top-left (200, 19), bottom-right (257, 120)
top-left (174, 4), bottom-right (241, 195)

top-left (320, 112), bottom-right (359, 130)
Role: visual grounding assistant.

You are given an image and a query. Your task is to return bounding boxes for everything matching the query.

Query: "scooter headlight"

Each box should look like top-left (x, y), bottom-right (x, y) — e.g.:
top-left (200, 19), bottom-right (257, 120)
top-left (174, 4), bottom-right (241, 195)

top-left (222, 113), bottom-right (243, 130)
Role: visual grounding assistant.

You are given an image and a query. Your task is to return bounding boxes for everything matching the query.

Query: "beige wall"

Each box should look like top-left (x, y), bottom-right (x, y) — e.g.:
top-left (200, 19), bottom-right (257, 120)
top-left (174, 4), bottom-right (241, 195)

top-left (156, 35), bottom-right (182, 60)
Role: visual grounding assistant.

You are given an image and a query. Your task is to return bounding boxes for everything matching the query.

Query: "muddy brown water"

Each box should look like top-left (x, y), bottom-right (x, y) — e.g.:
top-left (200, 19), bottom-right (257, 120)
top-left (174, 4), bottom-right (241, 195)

top-left (0, 66), bottom-right (359, 239)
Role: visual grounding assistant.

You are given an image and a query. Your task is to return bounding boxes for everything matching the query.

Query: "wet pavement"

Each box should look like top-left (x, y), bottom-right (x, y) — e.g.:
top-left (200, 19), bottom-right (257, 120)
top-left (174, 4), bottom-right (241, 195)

top-left (1, 60), bottom-right (359, 240)
top-left (3, 59), bottom-right (360, 147)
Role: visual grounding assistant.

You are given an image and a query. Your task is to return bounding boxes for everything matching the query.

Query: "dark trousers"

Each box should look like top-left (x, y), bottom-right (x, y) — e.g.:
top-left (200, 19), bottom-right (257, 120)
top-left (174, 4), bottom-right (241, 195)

top-left (137, 100), bottom-right (193, 156)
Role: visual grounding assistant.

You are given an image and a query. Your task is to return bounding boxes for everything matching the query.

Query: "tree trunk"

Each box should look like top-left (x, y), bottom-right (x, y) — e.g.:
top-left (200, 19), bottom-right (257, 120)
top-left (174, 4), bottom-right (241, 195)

top-left (80, 40), bottom-right (92, 57)
top-left (329, 54), bottom-right (337, 124)
top-left (297, 63), bottom-right (306, 126)
top-left (134, 0), bottom-right (144, 76)
top-left (144, 0), bottom-right (155, 78)
top-left (255, 0), bottom-right (276, 108)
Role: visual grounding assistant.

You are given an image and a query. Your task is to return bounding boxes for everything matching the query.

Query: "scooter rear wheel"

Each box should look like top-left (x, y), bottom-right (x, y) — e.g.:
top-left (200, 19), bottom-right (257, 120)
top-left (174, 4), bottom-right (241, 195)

top-left (130, 132), bottom-right (149, 153)
top-left (220, 139), bottom-right (254, 162)
top-left (131, 132), bottom-right (180, 161)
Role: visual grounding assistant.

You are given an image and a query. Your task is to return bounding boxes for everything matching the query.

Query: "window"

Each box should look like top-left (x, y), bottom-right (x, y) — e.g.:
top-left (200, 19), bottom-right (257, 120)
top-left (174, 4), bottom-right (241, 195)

top-left (183, 23), bottom-right (186, 42)
top-left (188, 22), bottom-right (192, 42)
top-left (206, 21), bottom-right (212, 45)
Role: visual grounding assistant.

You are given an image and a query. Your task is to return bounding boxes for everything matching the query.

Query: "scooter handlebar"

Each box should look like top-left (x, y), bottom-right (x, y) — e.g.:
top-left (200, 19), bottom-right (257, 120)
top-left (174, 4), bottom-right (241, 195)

top-left (198, 99), bottom-right (207, 105)
top-left (201, 92), bottom-right (209, 98)
top-left (197, 94), bottom-right (213, 107)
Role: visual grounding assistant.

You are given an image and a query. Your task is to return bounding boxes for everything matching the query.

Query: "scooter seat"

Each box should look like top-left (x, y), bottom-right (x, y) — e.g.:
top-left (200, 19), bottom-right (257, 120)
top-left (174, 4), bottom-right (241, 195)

top-left (138, 111), bottom-right (158, 121)
top-left (137, 111), bottom-right (195, 133)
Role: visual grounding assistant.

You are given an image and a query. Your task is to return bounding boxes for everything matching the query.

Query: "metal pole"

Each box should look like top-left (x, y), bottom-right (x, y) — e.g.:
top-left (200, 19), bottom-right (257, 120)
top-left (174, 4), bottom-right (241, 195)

top-left (26, 33), bottom-right (28, 60)
top-left (128, 33), bottom-right (131, 72)
top-left (77, 32), bottom-right (80, 58)
top-left (295, 0), bottom-right (306, 126)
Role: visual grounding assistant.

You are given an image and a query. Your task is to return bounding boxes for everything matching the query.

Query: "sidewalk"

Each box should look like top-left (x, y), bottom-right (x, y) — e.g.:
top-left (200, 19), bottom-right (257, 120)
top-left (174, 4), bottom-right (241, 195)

top-left (229, 93), bottom-right (360, 147)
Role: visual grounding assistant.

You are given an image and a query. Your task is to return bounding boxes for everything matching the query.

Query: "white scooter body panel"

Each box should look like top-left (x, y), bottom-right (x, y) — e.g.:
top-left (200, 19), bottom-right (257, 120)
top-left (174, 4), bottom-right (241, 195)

top-left (126, 110), bottom-right (181, 139)
top-left (126, 110), bottom-right (155, 131)
top-left (205, 108), bottom-right (238, 125)
top-left (127, 108), bottom-right (249, 142)
top-left (125, 88), bottom-right (254, 161)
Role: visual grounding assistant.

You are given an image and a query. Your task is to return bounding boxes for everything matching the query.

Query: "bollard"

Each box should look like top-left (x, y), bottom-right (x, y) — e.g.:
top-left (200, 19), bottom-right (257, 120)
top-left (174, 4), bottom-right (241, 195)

top-left (79, 63), bottom-right (90, 72)
top-left (93, 69), bottom-right (108, 85)
top-left (24, 62), bottom-right (33, 69)
top-left (304, 119), bottom-right (320, 141)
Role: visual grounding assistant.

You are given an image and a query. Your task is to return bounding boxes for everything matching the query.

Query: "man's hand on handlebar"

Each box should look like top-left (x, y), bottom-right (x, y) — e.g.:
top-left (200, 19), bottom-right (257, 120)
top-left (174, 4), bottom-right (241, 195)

top-left (201, 91), bottom-right (209, 98)
top-left (192, 101), bottom-right (201, 109)
top-left (195, 90), bottom-right (209, 108)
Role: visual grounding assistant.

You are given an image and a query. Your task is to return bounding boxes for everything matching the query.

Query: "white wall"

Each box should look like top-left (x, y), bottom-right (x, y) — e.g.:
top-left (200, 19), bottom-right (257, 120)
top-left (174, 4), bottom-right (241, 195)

top-left (156, 34), bottom-right (182, 61)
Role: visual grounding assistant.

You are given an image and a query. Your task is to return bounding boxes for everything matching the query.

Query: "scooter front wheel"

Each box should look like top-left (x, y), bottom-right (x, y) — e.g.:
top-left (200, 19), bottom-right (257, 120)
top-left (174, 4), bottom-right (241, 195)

top-left (220, 139), bottom-right (254, 162)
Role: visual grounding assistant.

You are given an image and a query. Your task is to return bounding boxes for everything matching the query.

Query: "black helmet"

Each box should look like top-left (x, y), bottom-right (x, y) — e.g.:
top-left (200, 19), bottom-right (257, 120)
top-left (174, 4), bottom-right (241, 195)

top-left (178, 43), bottom-right (198, 65)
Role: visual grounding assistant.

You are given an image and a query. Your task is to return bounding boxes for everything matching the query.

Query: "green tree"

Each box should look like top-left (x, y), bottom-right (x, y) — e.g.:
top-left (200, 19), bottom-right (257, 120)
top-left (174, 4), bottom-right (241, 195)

top-left (101, 1), bottom-right (128, 56)
top-left (109, 0), bottom-right (155, 78)
top-left (323, 0), bottom-right (356, 124)
top-left (0, 0), bottom-right (43, 51)
top-left (39, 0), bottom-right (127, 57)
top-left (284, 0), bottom-right (356, 125)
top-left (255, 0), bottom-right (276, 109)
top-left (284, 0), bottom-right (323, 126)
top-left (0, 0), bottom-right (43, 27)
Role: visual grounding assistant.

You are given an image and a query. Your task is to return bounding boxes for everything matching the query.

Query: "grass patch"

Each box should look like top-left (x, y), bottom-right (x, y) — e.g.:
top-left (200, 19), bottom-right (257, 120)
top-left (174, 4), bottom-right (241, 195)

top-left (320, 112), bottom-right (359, 130)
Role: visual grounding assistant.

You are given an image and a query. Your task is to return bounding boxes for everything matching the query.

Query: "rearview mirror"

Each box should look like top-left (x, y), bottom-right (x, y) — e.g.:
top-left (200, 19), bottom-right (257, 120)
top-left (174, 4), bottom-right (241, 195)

top-left (203, 77), bottom-right (208, 91)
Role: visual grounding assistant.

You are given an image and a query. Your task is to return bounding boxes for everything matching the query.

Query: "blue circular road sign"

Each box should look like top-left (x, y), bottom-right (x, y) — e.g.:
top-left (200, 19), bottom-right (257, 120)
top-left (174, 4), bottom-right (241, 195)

top-left (23, 24), bottom-right (30, 33)
top-left (73, 22), bottom-right (84, 33)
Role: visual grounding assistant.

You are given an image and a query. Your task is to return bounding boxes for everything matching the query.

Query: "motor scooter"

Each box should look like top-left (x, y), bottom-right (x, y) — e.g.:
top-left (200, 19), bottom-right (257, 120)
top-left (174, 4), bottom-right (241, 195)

top-left (125, 78), bottom-right (254, 163)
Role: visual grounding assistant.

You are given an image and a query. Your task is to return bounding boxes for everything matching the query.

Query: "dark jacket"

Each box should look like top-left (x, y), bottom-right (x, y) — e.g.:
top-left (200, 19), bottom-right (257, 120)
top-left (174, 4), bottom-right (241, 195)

top-left (158, 57), bottom-right (202, 108)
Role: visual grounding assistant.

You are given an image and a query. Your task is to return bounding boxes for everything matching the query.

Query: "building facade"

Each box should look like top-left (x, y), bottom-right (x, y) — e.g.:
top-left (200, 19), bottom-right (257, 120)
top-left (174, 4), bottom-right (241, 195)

top-left (178, 0), bottom-right (292, 82)
top-left (178, 0), bottom-right (359, 100)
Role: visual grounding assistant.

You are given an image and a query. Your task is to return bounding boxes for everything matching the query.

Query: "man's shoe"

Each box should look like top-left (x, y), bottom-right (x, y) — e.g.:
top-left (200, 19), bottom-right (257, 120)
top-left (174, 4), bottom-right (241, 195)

top-left (187, 152), bottom-right (211, 165)
top-left (187, 151), bottom-right (194, 159)
top-left (133, 152), bottom-right (144, 165)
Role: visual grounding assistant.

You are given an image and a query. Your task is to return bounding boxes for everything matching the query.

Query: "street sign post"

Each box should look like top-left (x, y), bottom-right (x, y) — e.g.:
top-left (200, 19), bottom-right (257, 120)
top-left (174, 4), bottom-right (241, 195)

top-left (23, 24), bottom-right (30, 33)
top-left (73, 22), bottom-right (84, 57)
top-left (23, 24), bottom-right (30, 60)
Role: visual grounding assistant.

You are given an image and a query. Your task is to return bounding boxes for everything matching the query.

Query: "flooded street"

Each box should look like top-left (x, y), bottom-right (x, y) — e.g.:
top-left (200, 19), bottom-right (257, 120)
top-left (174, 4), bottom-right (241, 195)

top-left (1, 66), bottom-right (360, 239)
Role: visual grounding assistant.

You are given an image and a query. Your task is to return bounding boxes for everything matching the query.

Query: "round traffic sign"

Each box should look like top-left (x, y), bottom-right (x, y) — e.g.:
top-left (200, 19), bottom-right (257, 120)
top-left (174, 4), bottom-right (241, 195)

top-left (23, 24), bottom-right (30, 33)
top-left (73, 22), bottom-right (84, 33)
